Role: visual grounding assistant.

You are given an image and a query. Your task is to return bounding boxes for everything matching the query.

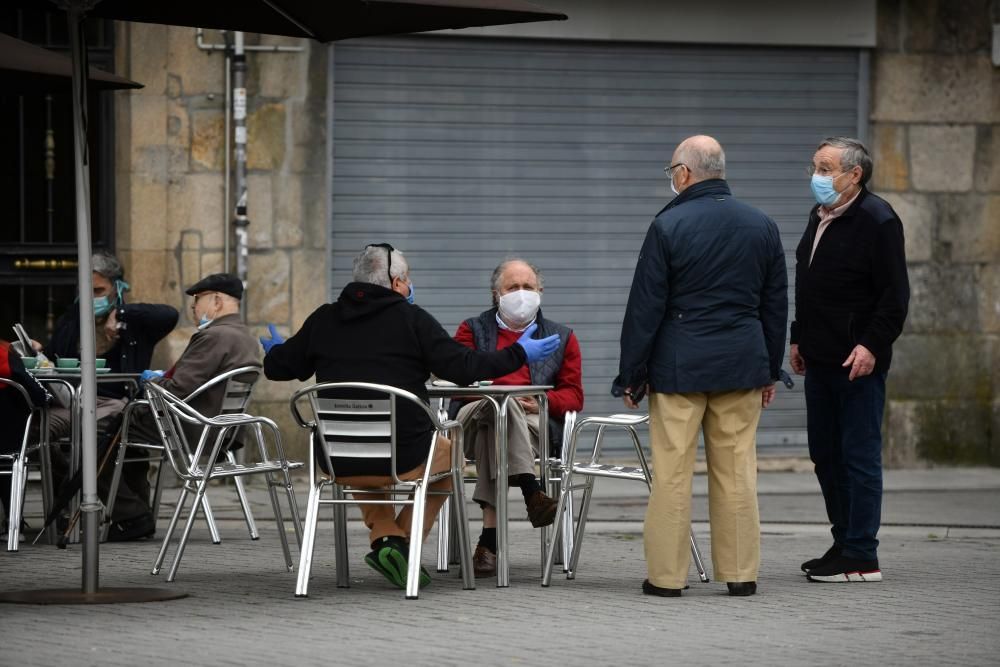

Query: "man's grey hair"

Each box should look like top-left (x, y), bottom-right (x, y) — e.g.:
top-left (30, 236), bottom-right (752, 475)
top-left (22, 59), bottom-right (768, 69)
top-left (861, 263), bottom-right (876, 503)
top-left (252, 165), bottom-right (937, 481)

top-left (91, 251), bottom-right (123, 281)
top-left (675, 141), bottom-right (726, 180)
top-left (352, 244), bottom-right (409, 288)
top-left (490, 257), bottom-right (544, 307)
top-left (817, 136), bottom-right (873, 185)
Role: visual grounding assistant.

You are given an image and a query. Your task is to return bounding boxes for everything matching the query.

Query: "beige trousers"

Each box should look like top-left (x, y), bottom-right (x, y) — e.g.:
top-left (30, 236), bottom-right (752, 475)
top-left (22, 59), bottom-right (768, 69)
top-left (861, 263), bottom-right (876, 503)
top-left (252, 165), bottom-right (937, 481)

top-left (644, 389), bottom-right (762, 588)
top-left (457, 398), bottom-right (540, 507)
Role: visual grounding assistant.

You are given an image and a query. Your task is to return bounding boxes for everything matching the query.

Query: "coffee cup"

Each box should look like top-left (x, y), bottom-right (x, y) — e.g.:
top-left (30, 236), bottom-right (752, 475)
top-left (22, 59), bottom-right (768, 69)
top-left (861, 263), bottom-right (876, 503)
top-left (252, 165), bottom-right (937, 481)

top-left (21, 357), bottom-right (38, 369)
top-left (95, 358), bottom-right (107, 369)
top-left (56, 357), bottom-right (79, 368)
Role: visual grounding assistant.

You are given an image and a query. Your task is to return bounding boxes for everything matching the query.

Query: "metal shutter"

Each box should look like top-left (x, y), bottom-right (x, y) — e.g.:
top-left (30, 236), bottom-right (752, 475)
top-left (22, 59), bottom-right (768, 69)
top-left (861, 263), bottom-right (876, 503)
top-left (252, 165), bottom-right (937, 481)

top-left (328, 35), bottom-right (861, 452)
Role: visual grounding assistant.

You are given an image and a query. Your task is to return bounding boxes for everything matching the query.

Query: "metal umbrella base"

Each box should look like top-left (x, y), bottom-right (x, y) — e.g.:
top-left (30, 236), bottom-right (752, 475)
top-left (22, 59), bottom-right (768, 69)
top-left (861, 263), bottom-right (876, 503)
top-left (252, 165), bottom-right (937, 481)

top-left (0, 587), bottom-right (187, 605)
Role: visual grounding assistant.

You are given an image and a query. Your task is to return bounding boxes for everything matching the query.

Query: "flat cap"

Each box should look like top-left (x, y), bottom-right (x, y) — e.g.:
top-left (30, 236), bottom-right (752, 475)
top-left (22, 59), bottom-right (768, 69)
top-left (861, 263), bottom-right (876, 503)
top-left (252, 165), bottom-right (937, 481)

top-left (185, 273), bottom-right (243, 300)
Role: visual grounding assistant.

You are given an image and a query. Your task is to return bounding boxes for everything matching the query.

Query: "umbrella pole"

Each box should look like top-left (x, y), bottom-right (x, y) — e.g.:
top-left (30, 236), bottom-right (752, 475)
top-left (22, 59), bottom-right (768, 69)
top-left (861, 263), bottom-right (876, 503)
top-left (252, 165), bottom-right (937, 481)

top-left (0, 1), bottom-right (185, 606)
top-left (65, 0), bottom-right (101, 595)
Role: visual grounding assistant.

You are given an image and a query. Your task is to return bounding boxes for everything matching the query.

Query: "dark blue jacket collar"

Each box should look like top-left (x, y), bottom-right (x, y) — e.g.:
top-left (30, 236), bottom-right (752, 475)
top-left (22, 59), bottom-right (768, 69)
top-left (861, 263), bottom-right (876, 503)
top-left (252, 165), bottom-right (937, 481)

top-left (655, 178), bottom-right (732, 217)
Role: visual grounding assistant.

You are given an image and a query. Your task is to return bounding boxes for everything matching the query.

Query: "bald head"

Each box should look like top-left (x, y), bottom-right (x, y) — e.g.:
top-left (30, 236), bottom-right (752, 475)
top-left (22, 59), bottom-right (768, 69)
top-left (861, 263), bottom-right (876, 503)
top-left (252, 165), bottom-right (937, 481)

top-left (670, 135), bottom-right (726, 194)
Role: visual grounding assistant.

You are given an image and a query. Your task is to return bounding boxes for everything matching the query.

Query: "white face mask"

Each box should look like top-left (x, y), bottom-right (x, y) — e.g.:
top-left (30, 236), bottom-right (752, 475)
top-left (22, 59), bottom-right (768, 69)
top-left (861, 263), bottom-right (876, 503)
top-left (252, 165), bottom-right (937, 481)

top-left (498, 289), bottom-right (541, 329)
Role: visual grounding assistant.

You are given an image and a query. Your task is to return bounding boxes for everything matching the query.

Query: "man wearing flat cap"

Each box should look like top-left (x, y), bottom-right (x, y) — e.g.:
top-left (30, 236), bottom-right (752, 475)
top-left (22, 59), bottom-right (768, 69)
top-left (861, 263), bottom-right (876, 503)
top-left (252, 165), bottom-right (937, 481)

top-left (109, 273), bottom-right (261, 540)
top-left (142, 273), bottom-right (260, 418)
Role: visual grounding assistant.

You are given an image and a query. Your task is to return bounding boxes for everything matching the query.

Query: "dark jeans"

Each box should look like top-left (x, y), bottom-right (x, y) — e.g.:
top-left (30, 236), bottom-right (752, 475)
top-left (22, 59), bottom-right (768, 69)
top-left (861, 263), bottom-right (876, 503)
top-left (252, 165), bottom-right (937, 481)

top-left (805, 365), bottom-right (886, 561)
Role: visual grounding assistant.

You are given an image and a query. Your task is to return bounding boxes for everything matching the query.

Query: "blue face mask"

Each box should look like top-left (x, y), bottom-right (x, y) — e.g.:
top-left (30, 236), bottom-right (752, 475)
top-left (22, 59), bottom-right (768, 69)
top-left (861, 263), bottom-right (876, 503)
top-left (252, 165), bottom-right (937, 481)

top-left (810, 173), bottom-right (841, 206)
top-left (198, 314), bottom-right (213, 330)
top-left (91, 279), bottom-right (129, 319)
top-left (93, 296), bottom-right (113, 317)
top-left (406, 282), bottom-right (415, 305)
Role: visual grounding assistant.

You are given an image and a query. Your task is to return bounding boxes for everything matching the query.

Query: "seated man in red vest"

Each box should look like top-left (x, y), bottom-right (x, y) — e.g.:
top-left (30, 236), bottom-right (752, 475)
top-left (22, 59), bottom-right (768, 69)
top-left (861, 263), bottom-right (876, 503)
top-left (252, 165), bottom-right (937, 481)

top-left (453, 258), bottom-right (584, 578)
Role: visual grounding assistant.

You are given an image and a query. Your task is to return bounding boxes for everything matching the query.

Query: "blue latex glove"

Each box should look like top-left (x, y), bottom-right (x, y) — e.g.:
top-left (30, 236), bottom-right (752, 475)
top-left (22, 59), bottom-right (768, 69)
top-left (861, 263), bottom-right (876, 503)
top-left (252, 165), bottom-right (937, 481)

top-left (515, 323), bottom-right (561, 364)
top-left (140, 369), bottom-right (164, 384)
top-left (259, 323), bottom-right (285, 354)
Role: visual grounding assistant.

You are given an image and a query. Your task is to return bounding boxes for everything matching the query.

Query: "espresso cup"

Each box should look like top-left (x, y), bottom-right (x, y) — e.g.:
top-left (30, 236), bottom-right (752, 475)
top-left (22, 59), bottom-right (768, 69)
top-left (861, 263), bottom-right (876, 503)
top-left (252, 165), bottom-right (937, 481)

top-left (56, 357), bottom-right (79, 368)
top-left (20, 357), bottom-right (38, 369)
top-left (95, 358), bottom-right (107, 369)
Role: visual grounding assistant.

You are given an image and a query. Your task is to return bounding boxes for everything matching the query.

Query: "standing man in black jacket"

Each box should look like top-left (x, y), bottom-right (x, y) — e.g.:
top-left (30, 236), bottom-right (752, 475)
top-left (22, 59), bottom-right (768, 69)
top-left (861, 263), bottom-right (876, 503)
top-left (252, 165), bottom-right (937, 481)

top-left (792, 137), bottom-right (909, 583)
top-left (615, 135), bottom-right (788, 598)
top-left (261, 243), bottom-right (559, 590)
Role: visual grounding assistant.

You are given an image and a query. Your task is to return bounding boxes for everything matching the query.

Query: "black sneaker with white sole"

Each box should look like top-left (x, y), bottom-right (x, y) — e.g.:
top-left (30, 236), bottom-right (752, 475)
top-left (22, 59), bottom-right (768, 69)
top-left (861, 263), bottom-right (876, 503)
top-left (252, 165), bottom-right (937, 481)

top-left (806, 555), bottom-right (882, 582)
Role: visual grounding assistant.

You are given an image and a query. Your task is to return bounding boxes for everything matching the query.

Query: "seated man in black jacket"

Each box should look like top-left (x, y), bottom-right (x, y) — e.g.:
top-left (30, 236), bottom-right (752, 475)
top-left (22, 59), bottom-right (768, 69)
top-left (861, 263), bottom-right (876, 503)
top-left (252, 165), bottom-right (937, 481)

top-left (262, 243), bottom-right (559, 590)
top-left (45, 252), bottom-right (178, 540)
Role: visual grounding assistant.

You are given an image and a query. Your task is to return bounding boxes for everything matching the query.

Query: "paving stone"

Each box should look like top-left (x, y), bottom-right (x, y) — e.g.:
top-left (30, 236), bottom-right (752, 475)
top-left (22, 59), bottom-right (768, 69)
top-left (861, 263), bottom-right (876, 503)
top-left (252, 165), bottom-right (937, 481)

top-left (3, 474), bottom-right (998, 667)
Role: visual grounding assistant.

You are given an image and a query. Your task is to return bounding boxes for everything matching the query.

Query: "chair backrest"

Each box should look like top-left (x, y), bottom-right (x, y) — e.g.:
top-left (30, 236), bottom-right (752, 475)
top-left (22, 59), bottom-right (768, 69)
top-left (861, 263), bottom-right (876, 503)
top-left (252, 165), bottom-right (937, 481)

top-left (184, 365), bottom-right (261, 415)
top-left (290, 381), bottom-right (444, 481)
top-left (145, 382), bottom-right (221, 476)
top-left (0, 377), bottom-right (35, 409)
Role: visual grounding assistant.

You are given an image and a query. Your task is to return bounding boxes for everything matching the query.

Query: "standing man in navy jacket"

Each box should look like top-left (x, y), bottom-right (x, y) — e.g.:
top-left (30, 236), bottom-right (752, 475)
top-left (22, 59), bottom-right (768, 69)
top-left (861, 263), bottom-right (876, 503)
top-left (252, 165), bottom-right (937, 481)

top-left (615, 135), bottom-right (788, 598)
top-left (792, 137), bottom-right (909, 583)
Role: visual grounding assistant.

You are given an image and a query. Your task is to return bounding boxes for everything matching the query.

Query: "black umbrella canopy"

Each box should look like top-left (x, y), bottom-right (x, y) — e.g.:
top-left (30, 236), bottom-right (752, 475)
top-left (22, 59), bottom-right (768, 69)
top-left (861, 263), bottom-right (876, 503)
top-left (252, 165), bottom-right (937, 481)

top-left (0, 31), bottom-right (143, 92)
top-left (31, 0), bottom-right (566, 42)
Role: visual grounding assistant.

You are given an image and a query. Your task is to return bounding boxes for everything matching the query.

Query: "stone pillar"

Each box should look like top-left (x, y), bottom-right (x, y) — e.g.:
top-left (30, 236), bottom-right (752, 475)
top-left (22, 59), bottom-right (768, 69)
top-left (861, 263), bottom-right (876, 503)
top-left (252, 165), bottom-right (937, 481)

top-left (872, 0), bottom-right (999, 466)
top-left (115, 26), bottom-right (329, 460)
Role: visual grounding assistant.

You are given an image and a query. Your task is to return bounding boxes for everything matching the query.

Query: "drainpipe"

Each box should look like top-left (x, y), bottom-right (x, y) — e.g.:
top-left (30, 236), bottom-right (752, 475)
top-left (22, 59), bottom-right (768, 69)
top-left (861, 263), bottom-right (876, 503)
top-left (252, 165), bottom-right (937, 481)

top-left (194, 28), bottom-right (303, 278)
top-left (232, 31), bottom-right (249, 321)
top-left (223, 31), bottom-right (232, 273)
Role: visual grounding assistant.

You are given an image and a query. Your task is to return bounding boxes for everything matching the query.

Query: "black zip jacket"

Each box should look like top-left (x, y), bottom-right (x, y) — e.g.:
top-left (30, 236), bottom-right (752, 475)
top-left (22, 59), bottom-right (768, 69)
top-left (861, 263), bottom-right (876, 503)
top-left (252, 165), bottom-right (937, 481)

top-left (264, 282), bottom-right (529, 476)
top-left (46, 301), bottom-right (178, 399)
top-left (790, 187), bottom-right (909, 374)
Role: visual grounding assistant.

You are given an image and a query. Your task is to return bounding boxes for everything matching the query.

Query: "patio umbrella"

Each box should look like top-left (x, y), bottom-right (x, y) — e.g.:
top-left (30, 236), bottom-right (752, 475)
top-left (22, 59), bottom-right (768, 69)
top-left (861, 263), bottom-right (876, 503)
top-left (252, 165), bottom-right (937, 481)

top-left (0, 31), bottom-right (142, 93)
top-left (1, 0), bottom-right (566, 605)
top-left (58, 0), bottom-right (567, 42)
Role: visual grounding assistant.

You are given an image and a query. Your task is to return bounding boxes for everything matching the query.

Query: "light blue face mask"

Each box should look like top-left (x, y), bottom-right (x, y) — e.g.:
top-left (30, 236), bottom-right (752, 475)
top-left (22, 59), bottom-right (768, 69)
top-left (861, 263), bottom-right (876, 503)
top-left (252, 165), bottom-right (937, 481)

top-left (93, 296), bottom-right (113, 317)
top-left (198, 314), bottom-right (213, 330)
top-left (91, 279), bottom-right (130, 318)
top-left (810, 173), bottom-right (843, 206)
top-left (406, 282), bottom-right (415, 305)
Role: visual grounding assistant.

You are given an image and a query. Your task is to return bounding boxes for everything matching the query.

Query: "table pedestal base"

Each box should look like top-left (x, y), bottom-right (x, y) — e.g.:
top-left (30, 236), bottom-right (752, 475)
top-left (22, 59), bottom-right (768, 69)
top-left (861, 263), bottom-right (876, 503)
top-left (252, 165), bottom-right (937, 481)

top-left (0, 587), bottom-right (187, 605)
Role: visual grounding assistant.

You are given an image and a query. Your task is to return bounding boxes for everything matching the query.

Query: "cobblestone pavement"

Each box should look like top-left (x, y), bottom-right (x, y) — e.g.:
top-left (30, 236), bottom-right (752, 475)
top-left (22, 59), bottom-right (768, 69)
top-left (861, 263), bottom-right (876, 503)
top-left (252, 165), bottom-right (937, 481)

top-left (1, 470), bottom-right (998, 666)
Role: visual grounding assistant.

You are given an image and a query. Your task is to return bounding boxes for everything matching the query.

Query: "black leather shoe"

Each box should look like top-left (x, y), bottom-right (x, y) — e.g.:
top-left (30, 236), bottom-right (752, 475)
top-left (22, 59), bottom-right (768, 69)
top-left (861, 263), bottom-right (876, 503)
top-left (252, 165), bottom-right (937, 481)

top-left (727, 581), bottom-right (757, 596)
top-left (106, 512), bottom-right (156, 542)
top-left (642, 579), bottom-right (683, 597)
top-left (801, 544), bottom-right (841, 573)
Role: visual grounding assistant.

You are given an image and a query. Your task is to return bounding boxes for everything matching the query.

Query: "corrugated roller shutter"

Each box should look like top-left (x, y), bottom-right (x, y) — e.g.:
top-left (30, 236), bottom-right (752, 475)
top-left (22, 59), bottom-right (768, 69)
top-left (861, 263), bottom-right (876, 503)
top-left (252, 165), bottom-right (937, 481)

top-left (329, 35), bottom-right (860, 452)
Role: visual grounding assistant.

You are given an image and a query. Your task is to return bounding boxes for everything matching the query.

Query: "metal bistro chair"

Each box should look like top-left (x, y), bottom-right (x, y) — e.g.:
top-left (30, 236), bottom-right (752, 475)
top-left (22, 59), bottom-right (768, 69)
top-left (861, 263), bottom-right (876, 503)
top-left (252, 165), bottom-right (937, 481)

top-left (0, 378), bottom-right (53, 552)
top-left (291, 382), bottom-right (475, 600)
top-left (144, 382), bottom-right (303, 582)
top-left (541, 413), bottom-right (710, 587)
top-left (104, 366), bottom-right (263, 544)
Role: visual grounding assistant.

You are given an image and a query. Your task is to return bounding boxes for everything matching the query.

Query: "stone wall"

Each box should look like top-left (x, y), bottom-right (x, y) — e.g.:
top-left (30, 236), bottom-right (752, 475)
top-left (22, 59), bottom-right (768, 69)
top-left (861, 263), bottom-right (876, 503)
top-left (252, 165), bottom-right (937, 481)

top-left (873, 0), bottom-right (999, 465)
top-left (113, 25), bottom-right (329, 459)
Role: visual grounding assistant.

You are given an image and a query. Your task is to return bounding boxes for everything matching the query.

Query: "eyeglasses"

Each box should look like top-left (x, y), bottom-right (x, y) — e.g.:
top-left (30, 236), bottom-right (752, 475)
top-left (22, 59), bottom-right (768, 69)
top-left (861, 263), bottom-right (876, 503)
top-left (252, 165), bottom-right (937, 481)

top-left (366, 243), bottom-right (395, 285)
top-left (191, 291), bottom-right (217, 310)
top-left (663, 163), bottom-right (687, 178)
top-left (806, 165), bottom-right (854, 178)
top-left (193, 291), bottom-right (217, 303)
